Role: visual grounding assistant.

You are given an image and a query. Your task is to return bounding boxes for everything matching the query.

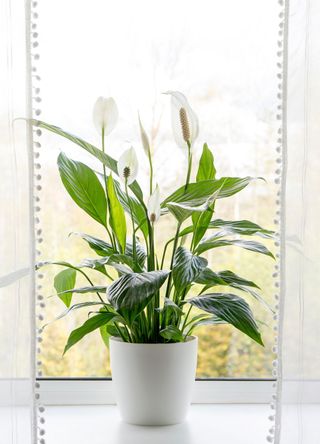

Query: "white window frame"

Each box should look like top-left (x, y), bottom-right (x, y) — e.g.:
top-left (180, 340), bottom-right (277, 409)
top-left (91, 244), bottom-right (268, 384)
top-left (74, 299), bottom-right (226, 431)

top-left (37, 379), bottom-right (275, 405)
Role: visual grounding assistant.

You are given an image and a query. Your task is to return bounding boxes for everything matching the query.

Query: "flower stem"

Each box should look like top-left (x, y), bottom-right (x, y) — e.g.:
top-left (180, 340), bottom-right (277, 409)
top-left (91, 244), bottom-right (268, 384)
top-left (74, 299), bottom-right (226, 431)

top-left (165, 222), bottom-right (181, 300)
top-left (160, 237), bottom-right (174, 270)
top-left (184, 140), bottom-right (192, 191)
top-left (148, 148), bottom-right (154, 195)
top-left (101, 128), bottom-right (116, 248)
top-left (181, 305), bottom-right (192, 333)
top-left (125, 180), bottom-right (136, 262)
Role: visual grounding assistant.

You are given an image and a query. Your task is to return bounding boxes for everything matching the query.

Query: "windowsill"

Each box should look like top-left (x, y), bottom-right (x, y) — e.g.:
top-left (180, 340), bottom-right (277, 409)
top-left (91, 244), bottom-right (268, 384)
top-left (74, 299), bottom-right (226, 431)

top-left (45, 404), bottom-right (270, 444)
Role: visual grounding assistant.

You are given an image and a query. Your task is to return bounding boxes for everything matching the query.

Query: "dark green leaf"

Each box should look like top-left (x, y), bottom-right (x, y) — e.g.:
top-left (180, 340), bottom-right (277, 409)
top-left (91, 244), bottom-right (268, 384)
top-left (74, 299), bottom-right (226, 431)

top-left (57, 285), bottom-right (107, 295)
top-left (209, 219), bottom-right (274, 238)
top-left (196, 237), bottom-right (275, 258)
top-left (196, 268), bottom-right (259, 289)
top-left (108, 271), bottom-right (169, 325)
top-left (191, 316), bottom-right (227, 328)
top-left (172, 247), bottom-right (207, 294)
top-left (195, 268), bottom-right (228, 286)
top-left (160, 325), bottom-right (184, 342)
top-left (162, 177), bottom-right (256, 210)
top-left (71, 233), bottom-right (114, 256)
top-left (77, 257), bottom-right (109, 275)
top-left (160, 298), bottom-right (184, 325)
top-left (64, 312), bottom-right (116, 354)
top-left (32, 120), bottom-right (144, 202)
top-left (125, 242), bottom-right (146, 270)
top-left (54, 268), bottom-right (77, 307)
top-left (166, 200), bottom-right (211, 224)
top-left (100, 323), bottom-right (129, 347)
top-left (38, 258), bottom-right (109, 276)
top-left (195, 268), bottom-right (272, 311)
top-left (114, 179), bottom-right (149, 240)
top-left (58, 152), bottom-right (107, 226)
top-left (187, 293), bottom-right (263, 345)
top-left (52, 301), bottom-right (107, 325)
top-left (196, 143), bottom-right (216, 182)
top-left (107, 175), bottom-right (127, 253)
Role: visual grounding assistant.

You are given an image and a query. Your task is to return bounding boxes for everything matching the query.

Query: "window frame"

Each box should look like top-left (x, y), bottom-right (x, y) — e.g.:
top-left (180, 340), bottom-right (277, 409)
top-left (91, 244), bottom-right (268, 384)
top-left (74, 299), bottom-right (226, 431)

top-left (37, 378), bottom-right (275, 405)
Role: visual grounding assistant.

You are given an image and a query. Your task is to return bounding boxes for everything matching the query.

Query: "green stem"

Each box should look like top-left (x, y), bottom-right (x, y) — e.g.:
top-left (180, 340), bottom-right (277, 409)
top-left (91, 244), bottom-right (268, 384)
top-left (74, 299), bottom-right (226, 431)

top-left (123, 325), bottom-right (133, 343)
top-left (181, 305), bottom-right (192, 333)
top-left (125, 180), bottom-right (136, 262)
top-left (146, 220), bottom-right (156, 339)
top-left (160, 237), bottom-right (174, 270)
top-left (148, 148), bottom-right (153, 195)
top-left (101, 128), bottom-right (116, 248)
top-left (114, 323), bottom-right (127, 342)
top-left (77, 269), bottom-right (107, 306)
top-left (165, 222), bottom-right (181, 300)
top-left (184, 140), bottom-right (192, 191)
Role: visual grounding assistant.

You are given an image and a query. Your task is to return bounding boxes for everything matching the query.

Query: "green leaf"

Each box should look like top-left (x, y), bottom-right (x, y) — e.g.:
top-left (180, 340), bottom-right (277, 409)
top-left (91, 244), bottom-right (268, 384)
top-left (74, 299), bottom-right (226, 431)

top-left (32, 120), bottom-right (144, 202)
top-left (162, 177), bottom-right (256, 210)
top-left (172, 246), bottom-right (207, 294)
top-left (54, 268), bottom-right (77, 307)
top-left (165, 201), bottom-right (206, 224)
top-left (71, 233), bottom-right (114, 256)
top-left (51, 301), bottom-right (108, 325)
top-left (77, 257), bottom-right (110, 275)
top-left (57, 285), bottom-right (107, 295)
top-left (38, 258), bottom-right (109, 276)
top-left (192, 208), bottom-right (214, 248)
top-left (160, 298), bottom-right (184, 325)
top-left (187, 293), bottom-right (263, 345)
top-left (191, 316), bottom-right (227, 328)
top-left (196, 237), bottom-right (275, 258)
top-left (195, 268), bottom-right (272, 311)
top-left (58, 152), bottom-right (107, 226)
top-left (64, 312), bottom-right (116, 354)
top-left (107, 175), bottom-right (127, 253)
top-left (160, 325), bottom-right (184, 342)
top-left (196, 268), bottom-right (259, 289)
top-left (125, 242), bottom-right (146, 270)
top-left (195, 268), bottom-right (229, 286)
top-left (108, 271), bottom-right (169, 325)
top-left (100, 323), bottom-right (129, 347)
top-left (100, 323), bottom-right (111, 348)
top-left (209, 219), bottom-right (274, 238)
top-left (114, 179), bottom-right (149, 240)
top-left (196, 143), bottom-right (216, 182)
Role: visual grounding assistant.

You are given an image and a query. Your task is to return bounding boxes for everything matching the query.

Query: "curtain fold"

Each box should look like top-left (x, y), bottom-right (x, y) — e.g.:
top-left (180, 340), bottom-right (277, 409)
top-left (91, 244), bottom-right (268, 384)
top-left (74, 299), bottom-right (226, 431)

top-left (276, 0), bottom-right (320, 442)
top-left (0, 0), bottom-right (35, 443)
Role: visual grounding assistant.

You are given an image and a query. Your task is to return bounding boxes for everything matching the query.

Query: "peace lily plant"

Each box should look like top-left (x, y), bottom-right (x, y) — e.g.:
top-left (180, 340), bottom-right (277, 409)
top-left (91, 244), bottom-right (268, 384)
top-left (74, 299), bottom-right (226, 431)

top-left (34, 92), bottom-right (274, 424)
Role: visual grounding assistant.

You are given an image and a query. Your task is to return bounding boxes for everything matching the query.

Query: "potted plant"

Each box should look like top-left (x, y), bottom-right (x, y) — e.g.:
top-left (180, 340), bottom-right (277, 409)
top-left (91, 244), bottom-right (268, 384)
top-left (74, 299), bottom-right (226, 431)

top-left (36, 91), bottom-right (274, 425)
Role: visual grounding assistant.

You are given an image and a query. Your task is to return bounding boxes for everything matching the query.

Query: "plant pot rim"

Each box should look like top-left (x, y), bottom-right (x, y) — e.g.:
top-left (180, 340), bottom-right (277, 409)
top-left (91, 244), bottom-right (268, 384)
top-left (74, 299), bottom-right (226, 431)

top-left (110, 335), bottom-right (198, 346)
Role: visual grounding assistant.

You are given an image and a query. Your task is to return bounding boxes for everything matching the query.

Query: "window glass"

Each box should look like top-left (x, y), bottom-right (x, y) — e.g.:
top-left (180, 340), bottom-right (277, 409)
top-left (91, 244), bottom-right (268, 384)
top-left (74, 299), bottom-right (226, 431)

top-left (38, 0), bottom-right (278, 377)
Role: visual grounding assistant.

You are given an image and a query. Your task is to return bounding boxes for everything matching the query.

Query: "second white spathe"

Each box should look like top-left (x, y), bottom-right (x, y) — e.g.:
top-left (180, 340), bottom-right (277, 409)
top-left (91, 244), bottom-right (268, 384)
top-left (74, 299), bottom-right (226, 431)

top-left (147, 185), bottom-right (161, 223)
top-left (117, 146), bottom-right (139, 185)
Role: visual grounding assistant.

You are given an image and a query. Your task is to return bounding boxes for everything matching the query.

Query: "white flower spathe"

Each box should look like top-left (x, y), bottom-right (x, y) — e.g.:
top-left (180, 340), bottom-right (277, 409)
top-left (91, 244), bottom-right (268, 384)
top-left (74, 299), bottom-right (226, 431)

top-left (138, 113), bottom-right (151, 157)
top-left (93, 96), bottom-right (118, 135)
top-left (117, 146), bottom-right (139, 185)
top-left (147, 185), bottom-right (161, 223)
top-left (164, 91), bottom-right (199, 149)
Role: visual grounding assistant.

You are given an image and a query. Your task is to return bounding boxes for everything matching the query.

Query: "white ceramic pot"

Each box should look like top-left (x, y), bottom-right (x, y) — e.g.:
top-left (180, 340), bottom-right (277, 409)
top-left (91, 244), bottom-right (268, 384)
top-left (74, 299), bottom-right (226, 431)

top-left (109, 336), bottom-right (198, 426)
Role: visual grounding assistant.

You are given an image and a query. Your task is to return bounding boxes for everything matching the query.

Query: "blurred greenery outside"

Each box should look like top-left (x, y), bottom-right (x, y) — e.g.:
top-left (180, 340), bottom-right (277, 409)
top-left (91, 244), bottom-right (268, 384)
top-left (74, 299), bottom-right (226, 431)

top-left (39, 139), bottom-right (277, 379)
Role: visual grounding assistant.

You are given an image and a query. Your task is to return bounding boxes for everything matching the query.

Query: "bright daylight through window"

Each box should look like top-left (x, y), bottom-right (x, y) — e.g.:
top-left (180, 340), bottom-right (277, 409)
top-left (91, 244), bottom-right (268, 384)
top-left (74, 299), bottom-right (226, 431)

top-left (37, 0), bottom-right (278, 378)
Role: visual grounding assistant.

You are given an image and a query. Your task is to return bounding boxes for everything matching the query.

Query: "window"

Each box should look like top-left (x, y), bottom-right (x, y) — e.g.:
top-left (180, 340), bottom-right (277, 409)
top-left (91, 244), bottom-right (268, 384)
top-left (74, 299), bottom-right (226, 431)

top-left (37, 0), bottom-right (278, 379)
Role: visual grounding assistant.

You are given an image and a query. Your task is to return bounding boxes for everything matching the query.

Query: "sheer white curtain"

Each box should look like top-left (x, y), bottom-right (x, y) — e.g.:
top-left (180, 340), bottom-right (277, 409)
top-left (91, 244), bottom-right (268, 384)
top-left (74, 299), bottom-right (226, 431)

top-left (0, 0), bottom-right (35, 443)
top-left (276, 0), bottom-right (320, 443)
